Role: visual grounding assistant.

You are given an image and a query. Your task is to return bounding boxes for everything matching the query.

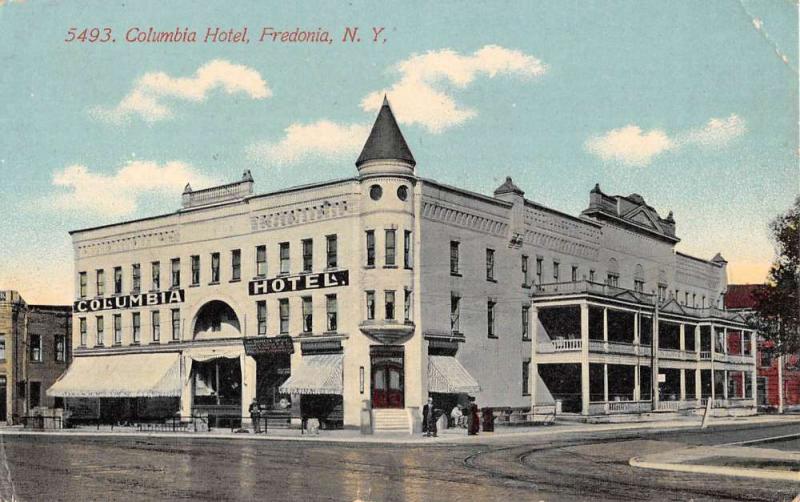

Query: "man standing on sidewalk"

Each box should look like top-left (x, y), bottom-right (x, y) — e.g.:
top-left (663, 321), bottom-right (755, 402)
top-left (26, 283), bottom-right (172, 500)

top-left (249, 400), bottom-right (261, 434)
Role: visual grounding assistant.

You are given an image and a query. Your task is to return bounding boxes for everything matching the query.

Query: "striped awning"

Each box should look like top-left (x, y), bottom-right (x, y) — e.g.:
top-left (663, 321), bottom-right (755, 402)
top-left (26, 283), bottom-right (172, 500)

top-left (47, 353), bottom-right (181, 398)
top-left (428, 356), bottom-right (480, 394)
top-left (279, 354), bottom-right (343, 395)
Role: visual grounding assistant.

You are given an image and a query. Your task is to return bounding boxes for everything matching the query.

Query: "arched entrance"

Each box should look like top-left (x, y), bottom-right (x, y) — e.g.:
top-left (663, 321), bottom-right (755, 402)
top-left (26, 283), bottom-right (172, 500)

top-left (190, 300), bottom-right (244, 426)
top-left (371, 346), bottom-right (404, 408)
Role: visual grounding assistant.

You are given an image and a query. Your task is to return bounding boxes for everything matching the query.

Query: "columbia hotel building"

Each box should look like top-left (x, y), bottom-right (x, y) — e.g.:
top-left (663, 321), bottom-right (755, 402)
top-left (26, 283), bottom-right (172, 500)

top-left (48, 99), bottom-right (757, 431)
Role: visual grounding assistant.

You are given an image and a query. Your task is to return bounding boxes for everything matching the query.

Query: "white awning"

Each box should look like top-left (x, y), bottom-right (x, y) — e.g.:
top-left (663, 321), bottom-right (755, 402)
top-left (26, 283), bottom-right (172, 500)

top-left (534, 373), bottom-right (556, 406)
top-left (47, 353), bottom-right (181, 398)
top-left (428, 356), bottom-right (481, 394)
top-left (279, 354), bottom-right (343, 395)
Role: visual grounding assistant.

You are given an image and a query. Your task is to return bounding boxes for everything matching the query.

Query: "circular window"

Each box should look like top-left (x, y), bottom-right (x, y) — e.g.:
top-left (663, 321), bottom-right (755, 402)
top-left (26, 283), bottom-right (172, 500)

top-left (369, 185), bottom-right (383, 201)
top-left (397, 185), bottom-right (408, 201)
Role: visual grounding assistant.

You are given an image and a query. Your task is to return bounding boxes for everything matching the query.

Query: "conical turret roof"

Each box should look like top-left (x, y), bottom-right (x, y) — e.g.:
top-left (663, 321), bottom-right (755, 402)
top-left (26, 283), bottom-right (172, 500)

top-left (356, 96), bottom-right (416, 167)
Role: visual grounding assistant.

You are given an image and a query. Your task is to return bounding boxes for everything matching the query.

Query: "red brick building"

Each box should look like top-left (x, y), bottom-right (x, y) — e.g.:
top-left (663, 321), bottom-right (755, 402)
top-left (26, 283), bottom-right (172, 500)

top-left (726, 284), bottom-right (800, 410)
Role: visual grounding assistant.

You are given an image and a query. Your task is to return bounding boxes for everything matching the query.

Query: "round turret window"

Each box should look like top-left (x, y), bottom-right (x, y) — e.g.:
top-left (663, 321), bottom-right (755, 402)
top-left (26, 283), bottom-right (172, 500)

top-left (369, 184), bottom-right (383, 201)
top-left (397, 185), bottom-right (408, 201)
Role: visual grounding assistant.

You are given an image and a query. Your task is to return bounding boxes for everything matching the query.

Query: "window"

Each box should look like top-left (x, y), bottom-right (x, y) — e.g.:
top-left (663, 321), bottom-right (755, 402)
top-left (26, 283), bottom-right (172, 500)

top-left (279, 299), bottom-right (290, 334)
top-left (302, 239), bottom-right (313, 272)
top-left (522, 360), bottom-right (530, 395)
top-left (210, 253), bottom-right (220, 283)
top-left (536, 258), bottom-right (543, 284)
top-left (55, 335), bottom-right (65, 362)
top-left (326, 235), bottom-right (338, 269)
top-left (113, 314), bottom-right (122, 345)
top-left (403, 231), bottom-right (412, 269)
top-left (589, 269), bottom-right (595, 282)
top-left (114, 266), bottom-right (122, 294)
top-left (684, 292), bottom-right (689, 305)
top-left (29, 382), bottom-right (41, 409)
top-left (403, 289), bottom-right (411, 322)
top-left (692, 293), bottom-right (696, 307)
top-left (256, 245), bottom-right (267, 277)
top-left (79, 318), bottom-right (87, 346)
top-left (132, 312), bottom-right (141, 343)
top-left (553, 261), bottom-right (559, 281)
top-left (397, 185), bottom-right (408, 201)
top-left (487, 301), bottom-right (496, 338)
top-left (302, 297), bottom-right (313, 333)
top-left (634, 280), bottom-right (644, 293)
top-left (152, 311), bottom-right (160, 342)
top-left (701, 295), bottom-right (706, 308)
top-left (151, 261), bottom-right (160, 290)
top-left (79, 272), bottom-right (87, 298)
top-left (385, 291), bottom-right (396, 320)
top-left (522, 306), bottom-right (530, 341)
top-left (571, 265), bottom-right (578, 282)
top-left (96, 316), bottom-right (105, 346)
top-left (486, 249), bottom-right (495, 280)
top-left (171, 258), bottom-right (180, 288)
top-left (366, 231), bottom-right (375, 267)
top-left (96, 269), bottom-right (105, 296)
top-left (366, 291), bottom-right (375, 320)
top-left (450, 241), bottom-right (460, 275)
top-left (191, 255), bottom-right (200, 285)
top-left (256, 301), bottom-right (267, 335)
top-left (132, 263), bottom-right (141, 292)
top-left (385, 230), bottom-right (396, 266)
top-left (0, 335), bottom-right (5, 360)
top-left (326, 294), bottom-right (337, 331)
top-left (607, 273), bottom-right (619, 288)
top-left (171, 309), bottom-right (180, 341)
top-left (658, 284), bottom-right (667, 303)
top-left (279, 243), bottom-right (290, 274)
top-left (522, 255), bottom-right (529, 286)
top-left (231, 249), bottom-right (241, 281)
top-left (450, 294), bottom-right (460, 333)
top-left (369, 184), bottom-right (382, 200)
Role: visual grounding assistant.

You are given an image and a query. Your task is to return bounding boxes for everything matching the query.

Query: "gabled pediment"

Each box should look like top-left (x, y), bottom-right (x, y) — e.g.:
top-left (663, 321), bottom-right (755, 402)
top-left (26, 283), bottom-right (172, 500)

top-left (622, 206), bottom-right (662, 232)
top-left (659, 299), bottom-right (686, 315)
top-left (612, 290), bottom-right (642, 303)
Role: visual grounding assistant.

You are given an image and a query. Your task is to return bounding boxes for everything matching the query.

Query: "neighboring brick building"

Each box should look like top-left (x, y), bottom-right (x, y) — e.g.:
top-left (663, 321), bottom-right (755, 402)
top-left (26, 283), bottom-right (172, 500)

top-left (725, 283), bottom-right (800, 410)
top-left (0, 291), bottom-right (72, 423)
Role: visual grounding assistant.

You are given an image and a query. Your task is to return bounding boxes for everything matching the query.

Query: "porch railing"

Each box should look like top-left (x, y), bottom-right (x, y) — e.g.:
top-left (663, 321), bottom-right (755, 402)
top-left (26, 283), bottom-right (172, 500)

top-left (656, 400), bottom-right (680, 411)
top-left (539, 338), bottom-right (582, 353)
top-left (699, 351), bottom-right (712, 360)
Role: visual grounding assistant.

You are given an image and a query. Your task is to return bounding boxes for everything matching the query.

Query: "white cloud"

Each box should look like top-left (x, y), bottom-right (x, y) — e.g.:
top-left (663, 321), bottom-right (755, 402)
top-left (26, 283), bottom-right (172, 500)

top-left (585, 114), bottom-right (746, 166)
top-left (361, 45), bottom-right (547, 133)
top-left (681, 114), bottom-right (747, 148)
top-left (48, 160), bottom-right (217, 216)
top-left (248, 120), bottom-right (370, 166)
top-left (585, 126), bottom-right (673, 166)
top-left (91, 59), bottom-right (271, 123)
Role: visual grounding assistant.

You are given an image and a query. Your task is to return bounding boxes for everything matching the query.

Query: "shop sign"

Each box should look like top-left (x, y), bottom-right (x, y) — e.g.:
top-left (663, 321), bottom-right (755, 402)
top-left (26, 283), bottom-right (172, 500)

top-left (243, 335), bottom-right (295, 355)
top-left (73, 289), bottom-right (185, 313)
top-left (248, 270), bottom-right (349, 296)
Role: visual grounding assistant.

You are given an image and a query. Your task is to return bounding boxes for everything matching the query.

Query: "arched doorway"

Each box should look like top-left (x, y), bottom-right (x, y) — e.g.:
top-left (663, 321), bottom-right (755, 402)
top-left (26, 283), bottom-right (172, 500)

top-left (190, 300), bottom-right (243, 426)
top-left (371, 346), bottom-right (404, 408)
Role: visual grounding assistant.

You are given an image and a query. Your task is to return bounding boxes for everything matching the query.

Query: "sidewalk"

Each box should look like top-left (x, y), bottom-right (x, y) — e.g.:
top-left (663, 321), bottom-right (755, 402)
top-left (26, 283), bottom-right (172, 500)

top-left (2, 414), bottom-right (799, 445)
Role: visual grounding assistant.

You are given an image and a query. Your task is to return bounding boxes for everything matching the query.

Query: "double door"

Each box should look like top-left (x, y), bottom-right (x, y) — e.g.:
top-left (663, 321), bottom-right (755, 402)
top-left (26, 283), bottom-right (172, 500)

top-left (371, 353), bottom-right (404, 408)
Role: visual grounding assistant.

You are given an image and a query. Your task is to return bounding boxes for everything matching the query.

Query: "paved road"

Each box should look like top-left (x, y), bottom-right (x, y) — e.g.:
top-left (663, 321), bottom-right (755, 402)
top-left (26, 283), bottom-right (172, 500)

top-left (1, 422), bottom-right (798, 501)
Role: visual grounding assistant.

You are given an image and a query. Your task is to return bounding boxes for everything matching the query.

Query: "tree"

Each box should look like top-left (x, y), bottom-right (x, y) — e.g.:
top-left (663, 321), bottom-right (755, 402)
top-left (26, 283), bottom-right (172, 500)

top-left (751, 196), bottom-right (800, 354)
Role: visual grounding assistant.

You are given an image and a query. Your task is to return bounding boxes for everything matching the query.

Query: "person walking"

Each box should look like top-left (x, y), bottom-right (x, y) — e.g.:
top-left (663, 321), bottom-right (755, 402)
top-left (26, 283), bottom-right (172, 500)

top-left (467, 397), bottom-right (480, 436)
top-left (422, 397), bottom-right (437, 437)
top-left (249, 399), bottom-right (261, 434)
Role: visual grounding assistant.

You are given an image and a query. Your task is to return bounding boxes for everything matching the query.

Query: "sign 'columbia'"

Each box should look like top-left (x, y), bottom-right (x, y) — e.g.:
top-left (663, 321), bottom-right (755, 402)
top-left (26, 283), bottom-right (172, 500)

top-left (73, 289), bottom-right (185, 313)
top-left (249, 270), bottom-right (349, 296)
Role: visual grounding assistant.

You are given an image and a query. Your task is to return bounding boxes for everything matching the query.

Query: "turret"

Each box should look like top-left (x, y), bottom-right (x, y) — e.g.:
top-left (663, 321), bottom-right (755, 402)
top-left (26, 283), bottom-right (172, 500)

top-left (355, 96), bottom-right (416, 180)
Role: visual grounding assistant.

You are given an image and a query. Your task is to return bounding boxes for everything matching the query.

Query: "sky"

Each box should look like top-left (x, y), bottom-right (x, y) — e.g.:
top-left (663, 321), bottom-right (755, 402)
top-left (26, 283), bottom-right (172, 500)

top-left (0, 0), bottom-right (797, 305)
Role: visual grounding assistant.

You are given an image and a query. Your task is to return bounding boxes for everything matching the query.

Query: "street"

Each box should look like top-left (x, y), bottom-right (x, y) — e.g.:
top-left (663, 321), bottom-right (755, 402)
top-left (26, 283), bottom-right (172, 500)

top-left (0, 422), bottom-right (798, 501)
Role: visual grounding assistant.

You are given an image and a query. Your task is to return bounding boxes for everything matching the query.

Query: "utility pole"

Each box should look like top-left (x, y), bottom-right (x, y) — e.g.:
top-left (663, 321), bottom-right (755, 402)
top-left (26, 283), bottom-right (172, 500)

top-left (652, 290), bottom-right (659, 411)
top-left (778, 354), bottom-right (784, 414)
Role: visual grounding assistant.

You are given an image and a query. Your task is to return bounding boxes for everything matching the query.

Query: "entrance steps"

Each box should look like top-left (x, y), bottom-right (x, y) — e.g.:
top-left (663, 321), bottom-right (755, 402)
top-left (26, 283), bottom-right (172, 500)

top-left (372, 408), bottom-right (409, 433)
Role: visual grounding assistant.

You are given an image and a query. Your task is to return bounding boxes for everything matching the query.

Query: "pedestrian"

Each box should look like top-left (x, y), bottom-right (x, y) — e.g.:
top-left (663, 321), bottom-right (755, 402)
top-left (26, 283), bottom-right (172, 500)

top-left (249, 399), bottom-right (261, 434)
top-left (422, 397), bottom-right (437, 437)
top-left (467, 397), bottom-right (480, 436)
top-left (450, 405), bottom-right (464, 428)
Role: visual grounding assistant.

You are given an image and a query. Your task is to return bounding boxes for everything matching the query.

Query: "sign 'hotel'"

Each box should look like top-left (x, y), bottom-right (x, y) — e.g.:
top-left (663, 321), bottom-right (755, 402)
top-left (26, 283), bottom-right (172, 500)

top-left (49, 98), bottom-right (757, 432)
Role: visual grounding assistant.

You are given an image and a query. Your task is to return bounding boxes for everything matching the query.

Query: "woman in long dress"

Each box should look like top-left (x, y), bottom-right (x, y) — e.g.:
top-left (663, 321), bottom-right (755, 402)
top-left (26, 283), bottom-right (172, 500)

top-left (467, 398), bottom-right (480, 435)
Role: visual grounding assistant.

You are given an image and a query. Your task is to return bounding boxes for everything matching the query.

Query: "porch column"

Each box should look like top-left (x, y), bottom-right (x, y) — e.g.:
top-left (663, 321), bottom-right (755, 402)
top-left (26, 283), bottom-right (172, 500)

top-left (695, 368), bottom-right (701, 402)
top-left (634, 364), bottom-right (641, 401)
top-left (602, 307), bottom-right (608, 349)
top-left (603, 364), bottom-right (609, 403)
top-left (679, 369), bottom-right (686, 401)
top-left (180, 355), bottom-right (193, 418)
top-left (580, 302), bottom-right (590, 415)
top-left (679, 324), bottom-right (685, 352)
top-left (241, 354), bottom-right (257, 421)
top-left (750, 330), bottom-right (758, 408)
top-left (633, 312), bottom-right (640, 345)
top-left (723, 370), bottom-right (729, 401)
top-left (530, 306), bottom-right (538, 411)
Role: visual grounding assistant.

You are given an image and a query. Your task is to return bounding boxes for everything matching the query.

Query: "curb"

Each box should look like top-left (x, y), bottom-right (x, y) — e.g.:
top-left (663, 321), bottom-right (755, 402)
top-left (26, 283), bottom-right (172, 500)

top-left (629, 456), bottom-right (800, 482)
